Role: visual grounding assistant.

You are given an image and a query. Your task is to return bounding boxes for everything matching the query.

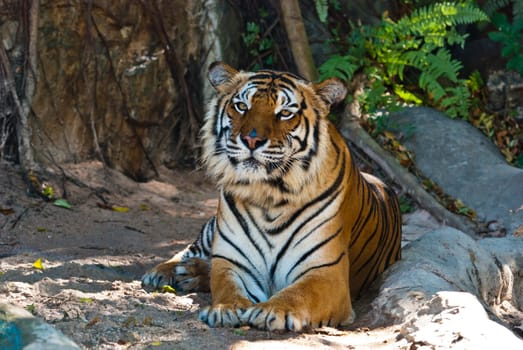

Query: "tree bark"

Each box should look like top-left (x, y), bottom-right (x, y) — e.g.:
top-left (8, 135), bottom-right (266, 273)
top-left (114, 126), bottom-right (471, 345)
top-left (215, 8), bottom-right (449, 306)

top-left (17, 0), bottom-right (39, 172)
top-left (279, 0), bottom-right (318, 81)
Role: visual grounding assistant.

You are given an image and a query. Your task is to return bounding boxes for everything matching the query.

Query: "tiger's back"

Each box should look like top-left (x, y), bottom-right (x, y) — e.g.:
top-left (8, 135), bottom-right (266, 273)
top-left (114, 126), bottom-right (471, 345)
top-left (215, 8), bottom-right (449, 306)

top-left (142, 62), bottom-right (402, 331)
top-left (334, 125), bottom-right (402, 297)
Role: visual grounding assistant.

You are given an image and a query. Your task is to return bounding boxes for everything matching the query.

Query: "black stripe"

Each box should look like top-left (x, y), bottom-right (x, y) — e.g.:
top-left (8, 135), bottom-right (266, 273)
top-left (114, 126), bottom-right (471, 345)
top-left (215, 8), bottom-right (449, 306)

top-left (291, 252), bottom-right (346, 283)
top-left (236, 272), bottom-right (262, 303)
top-left (351, 204), bottom-right (377, 262)
top-left (291, 117), bottom-right (309, 153)
top-left (278, 75), bottom-right (299, 89)
top-left (245, 206), bottom-right (274, 249)
top-left (269, 188), bottom-right (342, 280)
top-left (267, 152), bottom-right (346, 235)
top-left (266, 177), bottom-right (291, 193)
top-left (204, 217), bottom-right (216, 254)
top-left (212, 254), bottom-right (266, 293)
top-left (223, 193), bottom-right (267, 265)
top-left (292, 209), bottom-right (339, 248)
top-left (299, 116), bottom-right (321, 170)
top-left (286, 226), bottom-right (343, 281)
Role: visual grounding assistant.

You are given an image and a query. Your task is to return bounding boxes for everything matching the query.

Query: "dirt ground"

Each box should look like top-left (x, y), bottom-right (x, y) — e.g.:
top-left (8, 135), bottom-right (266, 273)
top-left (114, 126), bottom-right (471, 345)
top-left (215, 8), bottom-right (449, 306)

top-left (0, 161), bottom-right (410, 349)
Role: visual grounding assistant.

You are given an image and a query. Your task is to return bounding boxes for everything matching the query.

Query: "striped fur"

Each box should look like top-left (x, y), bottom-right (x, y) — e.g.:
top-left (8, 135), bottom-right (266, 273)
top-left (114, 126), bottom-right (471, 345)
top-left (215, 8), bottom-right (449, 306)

top-left (141, 62), bottom-right (401, 331)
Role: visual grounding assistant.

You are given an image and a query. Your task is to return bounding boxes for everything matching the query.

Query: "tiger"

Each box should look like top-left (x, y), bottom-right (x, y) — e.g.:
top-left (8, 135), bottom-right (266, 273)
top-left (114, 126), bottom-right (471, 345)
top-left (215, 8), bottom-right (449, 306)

top-left (141, 62), bottom-right (402, 331)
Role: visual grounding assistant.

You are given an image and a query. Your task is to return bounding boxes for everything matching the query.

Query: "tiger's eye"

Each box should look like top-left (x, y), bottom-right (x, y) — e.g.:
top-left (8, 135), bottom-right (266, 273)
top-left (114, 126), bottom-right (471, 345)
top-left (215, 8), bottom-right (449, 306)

top-left (234, 102), bottom-right (248, 114)
top-left (278, 109), bottom-right (294, 120)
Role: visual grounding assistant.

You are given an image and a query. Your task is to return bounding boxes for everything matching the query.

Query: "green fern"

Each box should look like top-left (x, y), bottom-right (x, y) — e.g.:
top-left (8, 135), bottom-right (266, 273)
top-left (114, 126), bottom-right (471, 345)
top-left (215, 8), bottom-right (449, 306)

top-left (315, 0), bottom-right (328, 23)
top-left (483, 0), bottom-right (523, 19)
top-left (489, 14), bottom-right (523, 74)
top-left (395, 2), bottom-right (488, 47)
top-left (318, 54), bottom-right (359, 81)
top-left (319, 1), bottom-right (488, 119)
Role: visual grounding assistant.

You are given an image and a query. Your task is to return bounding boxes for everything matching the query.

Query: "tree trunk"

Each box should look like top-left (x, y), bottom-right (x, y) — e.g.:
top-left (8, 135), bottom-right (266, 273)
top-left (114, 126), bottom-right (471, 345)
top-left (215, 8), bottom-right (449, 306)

top-left (17, 0), bottom-right (39, 172)
top-left (279, 0), bottom-right (318, 81)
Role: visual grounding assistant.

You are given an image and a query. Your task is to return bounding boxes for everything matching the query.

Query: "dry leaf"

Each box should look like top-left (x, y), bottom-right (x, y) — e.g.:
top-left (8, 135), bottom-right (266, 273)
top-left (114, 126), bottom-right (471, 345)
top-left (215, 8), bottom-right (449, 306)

top-left (112, 206), bottom-right (129, 213)
top-left (33, 258), bottom-right (44, 270)
top-left (162, 285), bottom-right (176, 294)
top-left (0, 207), bottom-right (15, 215)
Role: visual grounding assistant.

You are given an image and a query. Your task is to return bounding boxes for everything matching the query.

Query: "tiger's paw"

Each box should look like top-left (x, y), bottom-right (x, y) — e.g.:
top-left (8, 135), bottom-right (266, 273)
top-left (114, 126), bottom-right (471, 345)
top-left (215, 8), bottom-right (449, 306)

top-left (141, 257), bottom-right (210, 293)
top-left (199, 302), bottom-right (251, 328)
top-left (240, 303), bottom-right (310, 331)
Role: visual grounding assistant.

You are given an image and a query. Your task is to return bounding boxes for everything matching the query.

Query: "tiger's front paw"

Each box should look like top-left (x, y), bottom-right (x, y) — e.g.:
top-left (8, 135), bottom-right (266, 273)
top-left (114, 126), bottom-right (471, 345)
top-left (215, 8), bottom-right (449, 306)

top-left (199, 302), bottom-right (251, 328)
top-left (241, 302), bottom-right (310, 331)
top-left (141, 257), bottom-right (210, 293)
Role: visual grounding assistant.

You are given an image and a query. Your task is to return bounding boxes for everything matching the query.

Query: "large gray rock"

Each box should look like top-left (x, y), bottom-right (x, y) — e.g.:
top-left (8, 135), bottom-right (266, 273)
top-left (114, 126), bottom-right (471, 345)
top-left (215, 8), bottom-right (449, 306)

top-left (390, 107), bottom-right (523, 234)
top-left (370, 228), bottom-right (523, 348)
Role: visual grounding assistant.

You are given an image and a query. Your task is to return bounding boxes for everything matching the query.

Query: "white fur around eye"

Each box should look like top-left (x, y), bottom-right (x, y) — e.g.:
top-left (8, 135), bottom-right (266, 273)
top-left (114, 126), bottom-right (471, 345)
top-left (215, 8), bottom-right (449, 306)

top-left (234, 101), bottom-right (248, 114)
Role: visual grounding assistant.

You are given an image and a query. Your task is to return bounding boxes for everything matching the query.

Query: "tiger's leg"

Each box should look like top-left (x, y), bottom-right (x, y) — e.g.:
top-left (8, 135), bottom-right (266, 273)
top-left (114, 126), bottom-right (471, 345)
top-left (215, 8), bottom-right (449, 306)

top-left (241, 262), bottom-right (353, 331)
top-left (141, 217), bottom-right (216, 293)
top-left (198, 258), bottom-right (255, 327)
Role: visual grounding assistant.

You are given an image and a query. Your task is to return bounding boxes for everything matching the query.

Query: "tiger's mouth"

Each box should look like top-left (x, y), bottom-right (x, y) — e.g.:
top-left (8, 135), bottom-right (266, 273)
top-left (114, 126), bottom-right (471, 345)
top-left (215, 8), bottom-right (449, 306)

top-left (243, 157), bottom-right (261, 169)
top-left (227, 149), bottom-right (288, 180)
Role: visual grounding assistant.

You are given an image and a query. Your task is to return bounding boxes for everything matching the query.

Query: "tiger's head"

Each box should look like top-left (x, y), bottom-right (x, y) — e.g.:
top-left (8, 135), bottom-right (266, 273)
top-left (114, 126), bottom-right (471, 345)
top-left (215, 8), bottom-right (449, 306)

top-left (201, 62), bottom-right (347, 204)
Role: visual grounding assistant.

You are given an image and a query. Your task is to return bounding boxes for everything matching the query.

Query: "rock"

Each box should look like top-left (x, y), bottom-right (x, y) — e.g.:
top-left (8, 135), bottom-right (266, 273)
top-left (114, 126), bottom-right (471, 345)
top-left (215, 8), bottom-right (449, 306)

top-left (0, 303), bottom-right (80, 350)
top-left (487, 71), bottom-right (523, 117)
top-left (401, 209), bottom-right (444, 245)
top-left (390, 106), bottom-right (523, 234)
top-left (370, 227), bottom-right (523, 347)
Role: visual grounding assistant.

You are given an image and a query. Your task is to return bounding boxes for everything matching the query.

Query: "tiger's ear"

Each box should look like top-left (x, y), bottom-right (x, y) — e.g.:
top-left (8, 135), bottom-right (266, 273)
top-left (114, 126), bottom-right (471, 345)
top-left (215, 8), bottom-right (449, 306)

top-left (313, 78), bottom-right (347, 107)
top-left (208, 62), bottom-right (239, 92)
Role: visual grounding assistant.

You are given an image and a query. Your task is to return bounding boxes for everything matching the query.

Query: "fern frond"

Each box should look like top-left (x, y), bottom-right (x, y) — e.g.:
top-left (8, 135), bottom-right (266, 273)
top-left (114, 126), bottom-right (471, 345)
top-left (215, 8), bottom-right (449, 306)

top-left (515, 1), bottom-right (523, 19)
top-left (425, 48), bottom-right (463, 83)
top-left (318, 55), bottom-right (360, 81)
top-left (416, 49), bottom-right (463, 103)
top-left (483, 0), bottom-right (510, 17)
top-left (396, 2), bottom-right (488, 47)
top-left (440, 84), bottom-right (471, 119)
top-left (420, 74), bottom-right (446, 102)
top-left (315, 0), bottom-right (328, 23)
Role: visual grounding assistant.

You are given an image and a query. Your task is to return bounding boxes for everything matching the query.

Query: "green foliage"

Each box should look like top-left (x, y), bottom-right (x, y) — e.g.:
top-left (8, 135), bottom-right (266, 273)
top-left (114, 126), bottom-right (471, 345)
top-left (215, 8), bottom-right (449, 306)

top-left (241, 6), bottom-right (278, 70)
top-left (483, 0), bottom-right (523, 19)
top-left (315, 0), bottom-right (328, 23)
top-left (399, 195), bottom-right (415, 214)
top-left (319, 1), bottom-right (489, 119)
top-left (488, 13), bottom-right (523, 75)
top-left (317, 54), bottom-right (359, 81)
top-left (242, 21), bottom-right (275, 68)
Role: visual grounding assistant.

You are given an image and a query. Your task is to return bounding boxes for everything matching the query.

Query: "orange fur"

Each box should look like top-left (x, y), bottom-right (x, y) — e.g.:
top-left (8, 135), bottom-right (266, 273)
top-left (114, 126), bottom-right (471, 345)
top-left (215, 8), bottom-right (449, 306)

top-left (142, 62), bottom-right (401, 331)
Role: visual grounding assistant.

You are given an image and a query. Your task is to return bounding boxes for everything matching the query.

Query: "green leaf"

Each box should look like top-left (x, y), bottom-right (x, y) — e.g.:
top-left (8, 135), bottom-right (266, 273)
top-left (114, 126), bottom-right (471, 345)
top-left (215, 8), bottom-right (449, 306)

top-left (42, 183), bottom-right (54, 199)
top-left (233, 328), bottom-right (247, 336)
top-left (393, 85), bottom-right (422, 105)
top-left (26, 304), bottom-right (36, 314)
top-left (53, 199), bottom-right (72, 209)
top-left (315, 0), bottom-right (328, 23)
top-left (318, 55), bottom-right (360, 81)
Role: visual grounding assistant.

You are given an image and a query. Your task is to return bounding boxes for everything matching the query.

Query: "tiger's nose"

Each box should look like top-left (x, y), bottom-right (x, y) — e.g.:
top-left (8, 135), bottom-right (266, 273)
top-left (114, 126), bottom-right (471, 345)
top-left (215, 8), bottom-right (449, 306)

top-left (241, 129), bottom-right (266, 150)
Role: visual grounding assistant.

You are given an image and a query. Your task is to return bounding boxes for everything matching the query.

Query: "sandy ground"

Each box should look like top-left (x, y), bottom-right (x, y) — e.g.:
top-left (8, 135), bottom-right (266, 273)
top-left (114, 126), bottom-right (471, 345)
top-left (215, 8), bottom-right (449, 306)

top-left (0, 161), bottom-right (416, 349)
